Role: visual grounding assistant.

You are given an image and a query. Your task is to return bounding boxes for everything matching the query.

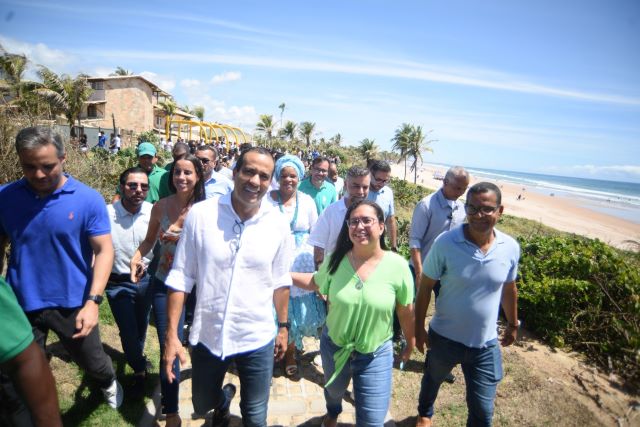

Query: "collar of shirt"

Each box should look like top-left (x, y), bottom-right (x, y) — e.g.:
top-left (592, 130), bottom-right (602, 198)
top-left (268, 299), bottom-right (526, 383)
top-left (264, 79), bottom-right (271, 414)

top-left (19, 173), bottom-right (77, 198)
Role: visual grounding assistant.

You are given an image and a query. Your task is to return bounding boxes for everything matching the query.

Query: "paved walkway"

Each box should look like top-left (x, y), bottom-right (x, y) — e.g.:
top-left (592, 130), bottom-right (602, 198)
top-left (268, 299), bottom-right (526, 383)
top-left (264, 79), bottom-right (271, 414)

top-left (140, 338), bottom-right (395, 426)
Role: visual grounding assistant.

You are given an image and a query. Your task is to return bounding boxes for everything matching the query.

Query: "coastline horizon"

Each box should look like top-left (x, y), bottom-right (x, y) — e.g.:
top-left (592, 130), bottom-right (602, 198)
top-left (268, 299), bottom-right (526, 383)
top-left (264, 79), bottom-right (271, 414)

top-left (391, 162), bottom-right (640, 250)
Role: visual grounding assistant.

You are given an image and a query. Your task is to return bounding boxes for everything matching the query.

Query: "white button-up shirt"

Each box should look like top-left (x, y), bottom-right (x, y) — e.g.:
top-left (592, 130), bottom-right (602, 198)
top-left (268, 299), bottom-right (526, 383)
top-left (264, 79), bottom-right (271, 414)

top-left (107, 201), bottom-right (153, 274)
top-left (165, 193), bottom-right (294, 359)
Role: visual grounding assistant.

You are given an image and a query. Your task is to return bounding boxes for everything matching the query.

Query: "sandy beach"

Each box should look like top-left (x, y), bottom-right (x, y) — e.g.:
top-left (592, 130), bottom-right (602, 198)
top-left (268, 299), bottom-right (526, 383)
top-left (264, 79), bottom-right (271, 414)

top-left (392, 163), bottom-right (640, 250)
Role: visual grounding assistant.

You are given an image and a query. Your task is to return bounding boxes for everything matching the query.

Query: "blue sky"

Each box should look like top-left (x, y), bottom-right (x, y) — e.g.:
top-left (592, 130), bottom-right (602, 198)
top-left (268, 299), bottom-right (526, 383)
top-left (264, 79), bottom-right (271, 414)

top-left (1, 0), bottom-right (639, 182)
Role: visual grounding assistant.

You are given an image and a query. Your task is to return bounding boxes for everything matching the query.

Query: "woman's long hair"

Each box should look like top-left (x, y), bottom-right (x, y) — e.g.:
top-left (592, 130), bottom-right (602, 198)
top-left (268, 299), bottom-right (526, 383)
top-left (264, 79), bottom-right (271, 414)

top-left (328, 199), bottom-right (388, 274)
top-left (168, 154), bottom-right (206, 203)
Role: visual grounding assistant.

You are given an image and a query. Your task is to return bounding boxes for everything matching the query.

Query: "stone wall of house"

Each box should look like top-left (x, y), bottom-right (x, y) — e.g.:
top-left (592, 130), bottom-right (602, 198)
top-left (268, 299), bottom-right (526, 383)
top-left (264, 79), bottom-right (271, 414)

top-left (103, 78), bottom-right (155, 133)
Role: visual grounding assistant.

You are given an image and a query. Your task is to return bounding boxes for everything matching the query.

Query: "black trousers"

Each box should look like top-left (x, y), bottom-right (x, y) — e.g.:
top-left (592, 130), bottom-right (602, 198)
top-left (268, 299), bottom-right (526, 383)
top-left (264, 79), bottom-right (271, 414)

top-left (26, 306), bottom-right (116, 388)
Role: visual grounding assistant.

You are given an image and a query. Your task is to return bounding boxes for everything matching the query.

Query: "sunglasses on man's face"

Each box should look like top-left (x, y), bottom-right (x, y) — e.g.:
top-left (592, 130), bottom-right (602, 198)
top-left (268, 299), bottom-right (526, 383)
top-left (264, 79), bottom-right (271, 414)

top-left (125, 182), bottom-right (149, 191)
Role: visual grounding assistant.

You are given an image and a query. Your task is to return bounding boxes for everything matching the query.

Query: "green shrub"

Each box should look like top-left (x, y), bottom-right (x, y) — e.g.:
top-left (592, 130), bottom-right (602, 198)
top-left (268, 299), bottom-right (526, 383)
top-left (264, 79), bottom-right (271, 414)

top-left (518, 235), bottom-right (640, 386)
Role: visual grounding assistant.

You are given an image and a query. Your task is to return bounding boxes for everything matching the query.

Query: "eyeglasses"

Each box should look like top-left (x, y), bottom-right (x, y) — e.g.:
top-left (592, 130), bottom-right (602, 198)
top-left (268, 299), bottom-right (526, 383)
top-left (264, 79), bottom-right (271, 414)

top-left (346, 216), bottom-right (378, 228)
top-left (464, 204), bottom-right (499, 216)
top-left (197, 157), bottom-right (211, 164)
top-left (312, 167), bottom-right (328, 174)
top-left (125, 182), bottom-right (149, 191)
top-left (372, 175), bottom-right (390, 185)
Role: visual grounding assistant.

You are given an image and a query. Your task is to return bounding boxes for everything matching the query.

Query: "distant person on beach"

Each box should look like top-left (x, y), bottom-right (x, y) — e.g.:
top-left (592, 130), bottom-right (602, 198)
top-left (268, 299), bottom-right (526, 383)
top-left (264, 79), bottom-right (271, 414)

top-left (309, 165), bottom-right (370, 269)
top-left (162, 147), bottom-right (293, 426)
top-left (0, 277), bottom-right (62, 427)
top-left (409, 166), bottom-right (469, 382)
top-left (414, 182), bottom-right (520, 427)
top-left (299, 156), bottom-right (337, 215)
top-left (367, 160), bottom-right (398, 252)
top-left (0, 126), bottom-right (122, 409)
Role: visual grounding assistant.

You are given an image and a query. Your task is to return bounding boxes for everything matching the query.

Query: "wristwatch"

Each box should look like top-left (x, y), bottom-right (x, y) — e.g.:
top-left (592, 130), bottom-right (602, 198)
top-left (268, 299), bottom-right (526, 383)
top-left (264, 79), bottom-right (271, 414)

top-left (277, 321), bottom-right (291, 330)
top-left (87, 294), bottom-right (104, 305)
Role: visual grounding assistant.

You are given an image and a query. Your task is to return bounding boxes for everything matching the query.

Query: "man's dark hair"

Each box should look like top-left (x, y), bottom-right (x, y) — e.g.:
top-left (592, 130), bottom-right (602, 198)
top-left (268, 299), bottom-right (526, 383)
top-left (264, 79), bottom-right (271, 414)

top-left (466, 182), bottom-right (502, 206)
top-left (15, 126), bottom-right (65, 157)
top-left (239, 142), bottom-right (253, 153)
top-left (233, 146), bottom-right (274, 177)
top-left (196, 144), bottom-right (218, 159)
top-left (172, 142), bottom-right (189, 155)
top-left (369, 160), bottom-right (391, 174)
top-left (311, 156), bottom-right (330, 167)
top-left (328, 200), bottom-right (387, 275)
top-left (119, 166), bottom-right (148, 185)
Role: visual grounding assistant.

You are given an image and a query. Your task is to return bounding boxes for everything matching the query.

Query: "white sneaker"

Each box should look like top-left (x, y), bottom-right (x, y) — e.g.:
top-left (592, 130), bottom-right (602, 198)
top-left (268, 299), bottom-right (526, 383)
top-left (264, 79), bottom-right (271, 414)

top-left (101, 379), bottom-right (123, 409)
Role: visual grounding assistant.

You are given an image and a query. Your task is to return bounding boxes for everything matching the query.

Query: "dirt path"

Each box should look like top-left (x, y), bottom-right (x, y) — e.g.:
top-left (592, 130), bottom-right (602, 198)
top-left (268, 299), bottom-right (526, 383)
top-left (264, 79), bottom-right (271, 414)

top-left (391, 327), bottom-right (639, 427)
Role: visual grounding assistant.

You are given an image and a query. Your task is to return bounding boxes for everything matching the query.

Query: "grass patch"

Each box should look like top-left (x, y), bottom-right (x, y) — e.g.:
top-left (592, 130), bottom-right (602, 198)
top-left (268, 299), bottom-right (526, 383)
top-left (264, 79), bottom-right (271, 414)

top-left (50, 303), bottom-right (160, 426)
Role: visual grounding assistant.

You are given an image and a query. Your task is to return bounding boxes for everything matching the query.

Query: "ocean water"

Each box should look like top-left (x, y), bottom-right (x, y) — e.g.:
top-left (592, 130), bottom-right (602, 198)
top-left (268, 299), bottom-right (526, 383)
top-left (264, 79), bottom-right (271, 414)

top-left (434, 165), bottom-right (640, 224)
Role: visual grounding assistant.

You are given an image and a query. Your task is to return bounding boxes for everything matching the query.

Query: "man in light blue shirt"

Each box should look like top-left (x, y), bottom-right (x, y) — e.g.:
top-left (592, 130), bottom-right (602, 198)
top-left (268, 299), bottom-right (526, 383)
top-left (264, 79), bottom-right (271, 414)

top-left (366, 160), bottom-right (397, 251)
top-left (196, 145), bottom-right (233, 198)
top-left (414, 182), bottom-right (520, 427)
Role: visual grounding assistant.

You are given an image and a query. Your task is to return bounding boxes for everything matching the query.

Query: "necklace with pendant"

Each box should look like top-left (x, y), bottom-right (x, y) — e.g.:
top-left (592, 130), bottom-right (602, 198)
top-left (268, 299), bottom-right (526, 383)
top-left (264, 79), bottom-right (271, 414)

top-left (348, 251), bottom-right (365, 290)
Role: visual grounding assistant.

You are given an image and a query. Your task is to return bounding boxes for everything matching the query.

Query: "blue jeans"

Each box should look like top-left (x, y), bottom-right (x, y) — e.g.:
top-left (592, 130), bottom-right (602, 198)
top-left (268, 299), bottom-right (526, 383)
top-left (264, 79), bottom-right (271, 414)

top-left (191, 341), bottom-right (274, 427)
top-left (105, 274), bottom-right (153, 374)
top-left (418, 329), bottom-right (503, 427)
top-left (320, 328), bottom-right (393, 426)
top-left (152, 278), bottom-right (185, 415)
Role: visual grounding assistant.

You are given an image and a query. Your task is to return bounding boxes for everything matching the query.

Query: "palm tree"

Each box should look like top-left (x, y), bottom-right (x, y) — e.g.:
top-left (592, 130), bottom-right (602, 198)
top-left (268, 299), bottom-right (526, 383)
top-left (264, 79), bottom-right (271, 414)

top-left (357, 138), bottom-right (380, 167)
top-left (192, 105), bottom-right (205, 122)
top-left (391, 123), bottom-right (413, 180)
top-left (407, 125), bottom-right (435, 184)
top-left (278, 102), bottom-right (286, 127)
top-left (330, 133), bottom-right (342, 146)
top-left (35, 67), bottom-right (93, 136)
top-left (159, 99), bottom-right (177, 136)
top-left (110, 66), bottom-right (132, 76)
top-left (280, 120), bottom-right (297, 142)
top-left (255, 114), bottom-right (275, 146)
top-left (298, 121), bottom-right (316, 148)
top-left (0, 44), bottom-right (43, 119)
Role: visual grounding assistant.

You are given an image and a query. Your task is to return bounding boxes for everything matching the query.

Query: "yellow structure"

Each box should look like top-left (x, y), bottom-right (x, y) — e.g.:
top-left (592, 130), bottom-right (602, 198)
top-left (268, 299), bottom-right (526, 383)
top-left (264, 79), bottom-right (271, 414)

top-left (165, 119), bottom-right (249, 148)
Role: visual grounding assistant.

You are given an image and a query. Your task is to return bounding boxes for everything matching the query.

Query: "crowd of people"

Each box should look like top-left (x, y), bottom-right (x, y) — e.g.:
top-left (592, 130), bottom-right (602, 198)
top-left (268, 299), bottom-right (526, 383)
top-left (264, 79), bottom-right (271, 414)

top-left (0, 126), bottom-right (520, 427)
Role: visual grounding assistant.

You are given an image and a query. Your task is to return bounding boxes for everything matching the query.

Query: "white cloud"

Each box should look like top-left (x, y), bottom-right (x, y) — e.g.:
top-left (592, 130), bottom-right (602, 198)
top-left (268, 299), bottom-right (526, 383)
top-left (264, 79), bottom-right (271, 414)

top-left (139, 71), bottom-right (175, 91)
top-left (211, 71), bottom-right (242, 85)
top-left (180, 78), bottom-right (201, 88)
top-left (0, 35), bottom-right (74, 76)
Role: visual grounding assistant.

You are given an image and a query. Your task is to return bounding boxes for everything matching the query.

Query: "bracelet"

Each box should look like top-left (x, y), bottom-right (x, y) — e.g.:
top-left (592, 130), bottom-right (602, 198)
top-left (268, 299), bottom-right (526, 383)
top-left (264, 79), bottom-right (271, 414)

top-left (507, 320), bottom-right (521, 329)
top-left (277, 321), bottom-right (290, 330)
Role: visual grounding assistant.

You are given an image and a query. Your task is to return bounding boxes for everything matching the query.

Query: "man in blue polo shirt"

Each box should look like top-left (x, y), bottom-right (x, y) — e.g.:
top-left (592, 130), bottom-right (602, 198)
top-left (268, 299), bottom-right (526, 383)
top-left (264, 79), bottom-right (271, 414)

top-left (0, 126), bottom-right (122, 409)
top-left (414, 182), bottom-right (520, 427)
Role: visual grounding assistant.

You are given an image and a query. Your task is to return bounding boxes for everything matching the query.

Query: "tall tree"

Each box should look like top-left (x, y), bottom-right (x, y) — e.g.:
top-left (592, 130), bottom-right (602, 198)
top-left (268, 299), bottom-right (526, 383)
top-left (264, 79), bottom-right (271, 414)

top-left (278, 102), bottom-right (286, 127)
top-left (407, 125), bottom-right (435, 184)
top-left (391, 123), bottom-right (412, 180)
top-left (280, 120), bottom-right (297, 142)
top-left (35, 67), bottom-right (93, 136)
top-left (330, 133), bottom-right (342, 146)
top-left (192, 105), bottom-right (205, 122)
top-left (255, 114), bottom-right (275, 146)
top-left (357, 138), bottom-right (380, 167)
top-left (0, 44), bottom-right (42, 119)
top-left (110, 66), bottom-right (132, 76)
top-left (298, 121), bottom-right (316, 147)
top-left (159, 99), bottom-right (177, 136)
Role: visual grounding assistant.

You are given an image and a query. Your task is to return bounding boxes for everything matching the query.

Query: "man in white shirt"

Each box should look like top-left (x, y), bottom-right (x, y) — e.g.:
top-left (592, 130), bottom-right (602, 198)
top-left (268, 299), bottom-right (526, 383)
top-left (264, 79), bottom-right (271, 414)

top-left (105, 167), bottom-right (153, 399)
top-left (164, 147), bottom-right (293, 426)
top-left (308, 165), bottom-right (370, 269)
top-left (195, 145), bottom-right (233, 198)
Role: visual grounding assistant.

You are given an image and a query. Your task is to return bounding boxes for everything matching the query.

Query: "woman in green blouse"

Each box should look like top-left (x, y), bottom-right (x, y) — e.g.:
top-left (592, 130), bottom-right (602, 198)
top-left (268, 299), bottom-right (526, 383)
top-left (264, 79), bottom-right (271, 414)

top-left (293, 199), bottom-right (415, 426)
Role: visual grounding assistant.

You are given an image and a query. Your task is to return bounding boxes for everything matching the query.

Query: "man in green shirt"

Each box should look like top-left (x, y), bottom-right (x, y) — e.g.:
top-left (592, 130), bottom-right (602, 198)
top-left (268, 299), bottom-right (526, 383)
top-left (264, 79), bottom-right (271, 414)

top-left (0, 278), bottom-right (62, 427)
top-left (298, 156), bottom-right (337, 215)
top-left (112, 142), bottom-right (171, 203)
